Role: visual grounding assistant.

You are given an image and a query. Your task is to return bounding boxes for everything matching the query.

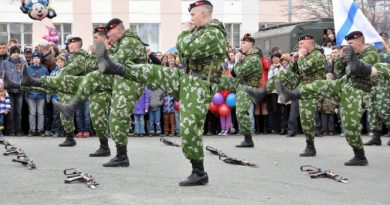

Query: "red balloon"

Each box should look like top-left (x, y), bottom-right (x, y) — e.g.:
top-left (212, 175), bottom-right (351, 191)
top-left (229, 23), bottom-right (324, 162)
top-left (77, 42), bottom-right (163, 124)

top-left (219, 89), bottom-right (230, 99)
top-left (174, 100), bottom-right (180, 111)
top-left (218, 103), bottom-right (231, 117)
top-left (209, 102), bottom-right (218, 113)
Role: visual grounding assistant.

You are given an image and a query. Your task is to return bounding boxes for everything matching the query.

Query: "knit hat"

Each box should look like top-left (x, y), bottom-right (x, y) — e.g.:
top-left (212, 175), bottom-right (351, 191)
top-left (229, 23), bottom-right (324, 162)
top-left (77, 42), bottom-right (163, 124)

top-left (32, 51), bottom-right (43, 61)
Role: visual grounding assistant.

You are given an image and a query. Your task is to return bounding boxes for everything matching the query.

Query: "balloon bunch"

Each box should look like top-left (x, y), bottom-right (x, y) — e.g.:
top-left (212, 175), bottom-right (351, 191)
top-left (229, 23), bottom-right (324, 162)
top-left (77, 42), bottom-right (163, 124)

top-left (209, 91), bottom-right (236, 117)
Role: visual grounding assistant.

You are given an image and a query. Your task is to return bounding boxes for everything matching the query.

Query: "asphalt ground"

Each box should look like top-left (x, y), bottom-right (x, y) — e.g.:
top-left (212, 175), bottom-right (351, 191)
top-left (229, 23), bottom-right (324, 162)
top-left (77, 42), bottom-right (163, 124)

top-left (0, 134), bottom-right (389, 205)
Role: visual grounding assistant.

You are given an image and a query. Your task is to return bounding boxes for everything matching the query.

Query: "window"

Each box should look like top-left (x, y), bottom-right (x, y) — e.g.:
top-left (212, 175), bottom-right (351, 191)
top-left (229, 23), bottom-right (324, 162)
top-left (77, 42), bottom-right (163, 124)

top-left (129, 23), bottom-right (160, 52)
top-left (225, 23), bottom-right (240, 48)
top-left (54, 23), bottom-right (72, 46)
top-left (0, 23), bottom-right (33, 46)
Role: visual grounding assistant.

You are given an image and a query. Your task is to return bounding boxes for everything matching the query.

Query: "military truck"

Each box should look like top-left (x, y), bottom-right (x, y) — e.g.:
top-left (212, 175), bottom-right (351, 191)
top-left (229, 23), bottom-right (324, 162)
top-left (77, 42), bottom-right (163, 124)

top-left (253, 18), bottom-right (335, 55)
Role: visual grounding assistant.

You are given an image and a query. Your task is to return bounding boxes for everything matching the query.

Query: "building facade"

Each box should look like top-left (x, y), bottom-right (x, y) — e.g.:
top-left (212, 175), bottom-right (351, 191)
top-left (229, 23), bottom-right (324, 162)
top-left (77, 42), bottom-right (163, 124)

top-left (0, 0), bottom-right (301, 52)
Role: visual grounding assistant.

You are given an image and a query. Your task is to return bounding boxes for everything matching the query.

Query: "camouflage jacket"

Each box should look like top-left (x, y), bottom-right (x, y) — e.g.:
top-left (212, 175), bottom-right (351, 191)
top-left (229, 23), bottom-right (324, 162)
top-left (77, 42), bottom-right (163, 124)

top-left (177, 19), bottom-right (227, 83)
top-left (291, 46), bottom-right (326, 84)
top-left (332, 57), bottom-right (345, 79)
top-left (233, 49), bottom-right (262, 87)
top-left (110, 30), bottom-right (148, 66)
top-left (349, 45), bottom-right (379, 92)
top-left (58, 49), bottom-right (95, 76)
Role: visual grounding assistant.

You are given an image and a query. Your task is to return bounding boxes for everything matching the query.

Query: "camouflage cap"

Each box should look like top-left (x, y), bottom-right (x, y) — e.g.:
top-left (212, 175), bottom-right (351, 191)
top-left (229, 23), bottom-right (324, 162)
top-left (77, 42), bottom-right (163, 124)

top-left (188, 0), bottom-right (213, 12)
top-left (345, 31), bottom-right (363, 40)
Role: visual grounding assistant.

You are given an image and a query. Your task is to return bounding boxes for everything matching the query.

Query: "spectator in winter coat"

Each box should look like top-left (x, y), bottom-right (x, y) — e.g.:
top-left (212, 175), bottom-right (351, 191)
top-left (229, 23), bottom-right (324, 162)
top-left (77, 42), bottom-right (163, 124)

top-left (133, 87), bottom-right (150, 136)
top-left (26, 51), bottom-right (49, 136)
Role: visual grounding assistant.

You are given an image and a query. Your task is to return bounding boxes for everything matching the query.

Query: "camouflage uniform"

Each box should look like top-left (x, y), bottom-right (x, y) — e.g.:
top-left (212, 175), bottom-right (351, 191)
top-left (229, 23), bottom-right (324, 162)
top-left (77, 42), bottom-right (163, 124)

top-left (367, 63), bottom-right (390, 136)
top-left (64, 30), bottom-right (148, 145)
top-left (286, 46), bottom-right (327, 142)
top-left (297, 45), bottom-right (379, 149)
top-left (118, 19), bottom-right (227, 160)
top-left (229, 49), bottom-right (262, 134)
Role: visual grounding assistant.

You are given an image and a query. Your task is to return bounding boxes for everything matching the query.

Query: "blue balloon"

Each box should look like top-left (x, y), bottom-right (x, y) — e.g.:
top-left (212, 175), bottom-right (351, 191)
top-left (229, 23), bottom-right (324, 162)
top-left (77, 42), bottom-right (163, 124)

top-left (226, 93), bottom-right (236, 107)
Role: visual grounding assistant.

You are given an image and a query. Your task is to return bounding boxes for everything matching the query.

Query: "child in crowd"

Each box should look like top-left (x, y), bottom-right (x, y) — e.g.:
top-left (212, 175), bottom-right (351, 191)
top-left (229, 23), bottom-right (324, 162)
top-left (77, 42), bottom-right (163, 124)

top-left (148, 86), bottom-right (164, 136)
top-left (26, 51), bottom-right (49, 136)
top-left (50, 55), bottom-right (66, 137)
top-left (218, 89), bottom-right (232, 136)
top-left (133, 86), bottom-right (149, 137)
top-left (0, 79), bottom-right (11, 136)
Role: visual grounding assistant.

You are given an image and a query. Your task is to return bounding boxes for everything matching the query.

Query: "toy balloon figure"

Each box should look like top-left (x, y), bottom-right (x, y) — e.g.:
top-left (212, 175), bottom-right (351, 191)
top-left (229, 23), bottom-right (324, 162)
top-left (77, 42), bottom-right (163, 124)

top-left (42, 25), bottom-right (60, 44)
top-left (209, 102), bottom-right (218, 113)
top-left (218, 103), bottom-right (231, 117)
top-left (226, 93), bottom-right (236, 107)
top-left (212, 93), bottom-right (224, 106)
top-left (20, 0), bottom-right (57, 21)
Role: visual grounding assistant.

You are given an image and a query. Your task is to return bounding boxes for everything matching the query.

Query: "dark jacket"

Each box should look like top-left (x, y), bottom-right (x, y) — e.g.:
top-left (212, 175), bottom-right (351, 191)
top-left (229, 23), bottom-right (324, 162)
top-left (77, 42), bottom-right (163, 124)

top-left (26, 64), bottom-right (49, 99)
top-left (5, 57), bottom-right (24, 93)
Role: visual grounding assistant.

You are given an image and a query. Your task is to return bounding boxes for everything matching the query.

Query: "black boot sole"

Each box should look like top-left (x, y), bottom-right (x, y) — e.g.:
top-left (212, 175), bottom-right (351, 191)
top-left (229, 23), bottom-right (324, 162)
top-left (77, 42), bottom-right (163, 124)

top-left (102, 162), bottom-right (129, 167)
top-left (179, 176), bottom-right (209, 186)
top-left (344, 160), bottom-right (368, 166)
top-left (89, 151), bottom-right (111, 157)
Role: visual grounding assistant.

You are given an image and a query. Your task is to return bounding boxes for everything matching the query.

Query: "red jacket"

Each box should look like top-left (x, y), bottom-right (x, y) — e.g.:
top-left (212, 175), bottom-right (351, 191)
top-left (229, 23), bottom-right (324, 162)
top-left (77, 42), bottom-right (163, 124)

top-left (259, 57), bottom-right (270, 88)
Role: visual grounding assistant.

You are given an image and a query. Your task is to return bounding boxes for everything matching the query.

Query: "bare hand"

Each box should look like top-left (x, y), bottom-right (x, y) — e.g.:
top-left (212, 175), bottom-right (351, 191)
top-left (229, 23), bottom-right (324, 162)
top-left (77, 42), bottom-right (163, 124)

top-left (298, 49), bottom-right (308, 57)
top-left (182, 22), bottom-right (195, 31)
top-left (235, 52), bottom-right (243, 62)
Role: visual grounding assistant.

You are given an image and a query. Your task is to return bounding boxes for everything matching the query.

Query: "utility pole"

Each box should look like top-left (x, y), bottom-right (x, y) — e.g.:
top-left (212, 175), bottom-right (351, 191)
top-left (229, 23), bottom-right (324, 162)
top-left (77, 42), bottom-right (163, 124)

top-left (288, 0), bottom-right (292, 23)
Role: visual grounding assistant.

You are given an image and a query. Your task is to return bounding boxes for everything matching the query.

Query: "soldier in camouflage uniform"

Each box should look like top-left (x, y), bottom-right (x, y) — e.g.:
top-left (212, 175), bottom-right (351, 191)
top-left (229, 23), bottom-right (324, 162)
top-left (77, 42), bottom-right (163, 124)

top-left (96, 1), bottom-right (226, 186)
top-left (362, 32), bottom-right (390, 146)
top-left (53, 18), bottom-right (148, 167)
top-left (276, 31), bottom-right (380, 166)
top-left (4, 31), bottom-right (112, 157)
top-left (247, 35), bottom-right (326, 157)
top-left (230, 34), bottom-right (262, 148)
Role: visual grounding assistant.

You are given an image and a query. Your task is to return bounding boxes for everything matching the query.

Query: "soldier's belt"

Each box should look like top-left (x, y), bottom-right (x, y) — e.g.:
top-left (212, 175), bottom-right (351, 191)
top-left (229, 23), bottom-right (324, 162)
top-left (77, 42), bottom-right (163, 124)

top-left (188, 70), bottom-right (220, 83)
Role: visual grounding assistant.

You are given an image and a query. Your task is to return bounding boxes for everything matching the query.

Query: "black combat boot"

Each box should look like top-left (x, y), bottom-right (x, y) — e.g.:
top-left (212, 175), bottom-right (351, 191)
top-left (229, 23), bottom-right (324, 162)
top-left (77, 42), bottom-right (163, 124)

top-left (89, 138), bottom-right (111, 157)
top-left (236, 134), bottom-right (254, 148)
top-left (343, 45), bottom-right (372, 76)
top-left (59, 132), bottom-right (76, 147)
top-left (179, 160), bottom-right (209, 186)
top-left (102, 144), bottom-right (129, 167)
top-left (3, 71), bottom-right (21, 89)
top-left (21, 66), bottom-right (42, 87)
top-left (52, 99), bottom-right (83, 120)
top-left (364, 132), bottom-right (381, 146)
top-left (299, 140), bottom-right (316, 157)
top-left (276, 81), bottom-right (301, 103)
top-left (245, 87), bottom-right (266, 105)
top-left (95, 42), bottom-right (125, 76)
top-left (344, 148), bottom-right (368, 166)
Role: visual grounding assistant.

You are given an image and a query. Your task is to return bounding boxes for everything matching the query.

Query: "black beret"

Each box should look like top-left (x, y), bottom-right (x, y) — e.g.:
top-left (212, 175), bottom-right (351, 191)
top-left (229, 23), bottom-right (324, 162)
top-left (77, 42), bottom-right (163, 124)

top-left (68, 37), bottom-right (82, 43)
top-left (94, 26), bottom-right (107, 34)
top-left (298, 35), bottom-right (314, 41)
top-left (188, 0), bottom-right (213, 12)
top-left (241, 33), bottom-right (255, 43)
top-left (345, 31), bottom-right (364, 40)
top-left (9, 46), bottom-right (21, 54)
top-left (380, 32), bottom-right (388, 38)
top-left (106, 18), bottom-right (123, 31)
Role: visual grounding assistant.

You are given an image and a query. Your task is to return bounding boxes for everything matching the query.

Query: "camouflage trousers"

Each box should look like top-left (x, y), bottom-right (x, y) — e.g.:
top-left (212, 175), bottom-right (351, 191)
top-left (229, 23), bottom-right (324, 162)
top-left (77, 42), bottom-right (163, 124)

top-left (368, 63), bottom-right (390, 133)
top-left (69, 71), bottom-right (143, 145)
top-left (124, 64), bottom-right (222, 160)
top-left (299, 77), bottom-right (366, 149)
top-left (266, 69), bottom-right (301, 92)
top-left (39, 74), bottom-right (111, 140)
